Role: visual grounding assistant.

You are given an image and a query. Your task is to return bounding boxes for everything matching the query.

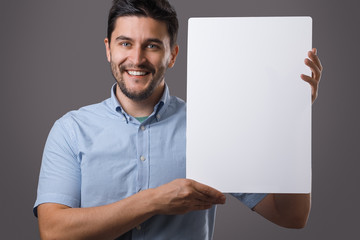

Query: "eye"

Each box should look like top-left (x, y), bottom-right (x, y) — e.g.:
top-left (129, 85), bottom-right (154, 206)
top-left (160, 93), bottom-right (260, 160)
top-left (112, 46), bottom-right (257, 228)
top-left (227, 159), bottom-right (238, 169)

top-left (121, 42), bottom-right (131, 47)
top-left (147, 44), bottom-right (159, 49)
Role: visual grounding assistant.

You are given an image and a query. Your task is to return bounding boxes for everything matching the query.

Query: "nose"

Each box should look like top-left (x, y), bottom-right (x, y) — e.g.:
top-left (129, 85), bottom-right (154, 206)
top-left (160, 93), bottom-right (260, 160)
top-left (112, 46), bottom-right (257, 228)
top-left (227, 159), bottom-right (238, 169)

top-left (128, 46), bottom-right (146, 66)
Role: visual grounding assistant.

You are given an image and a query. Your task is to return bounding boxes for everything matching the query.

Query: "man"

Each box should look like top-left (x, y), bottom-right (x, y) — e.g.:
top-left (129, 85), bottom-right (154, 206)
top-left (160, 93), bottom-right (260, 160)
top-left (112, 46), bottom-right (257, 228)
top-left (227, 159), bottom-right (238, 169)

top-left (34, 0), bottom-right (323, 239)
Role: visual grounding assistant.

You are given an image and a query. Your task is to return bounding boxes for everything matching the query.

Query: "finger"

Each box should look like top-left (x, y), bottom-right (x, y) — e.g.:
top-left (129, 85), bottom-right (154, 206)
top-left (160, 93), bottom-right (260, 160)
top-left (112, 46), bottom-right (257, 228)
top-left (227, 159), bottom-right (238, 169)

top-left (183, 202), bottom-right (214, 213)
top-left (300, 74), bottom-right (317, 86)
top-left (304, 58), bottom-right (321, 81)
top-left (193, 203), bottom-right (214, 211)
top-left (180, 194), bottom-right (220, 212)
top-left (312, 48), bottom-right (317, 55)
top-left (193, 192), bottom-right (226, 205)
top-left (192, 197), bottom-right (218, 206)
top-left (186, 188), bottom-right (220, 204)
top-left (308, 49), bottom-right (323, 71)
top-left (175, 179), bottom-right (224, 204)
top-left (190, 180), bottom-right (226, 203)
top-left (301, 74), bottom-right (318, 103)
top-left (172, 200), bottom-right (214, 214)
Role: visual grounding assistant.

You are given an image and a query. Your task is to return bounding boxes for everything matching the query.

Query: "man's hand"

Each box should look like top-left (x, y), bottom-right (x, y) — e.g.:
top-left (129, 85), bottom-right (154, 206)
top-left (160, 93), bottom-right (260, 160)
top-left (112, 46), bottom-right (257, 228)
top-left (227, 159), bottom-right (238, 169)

top-left (37, 179), bottom-right (225, 240)
top-left (301, 48), bottom-right (323, 103)
top-left (152, 179), bottom-right (226, 215)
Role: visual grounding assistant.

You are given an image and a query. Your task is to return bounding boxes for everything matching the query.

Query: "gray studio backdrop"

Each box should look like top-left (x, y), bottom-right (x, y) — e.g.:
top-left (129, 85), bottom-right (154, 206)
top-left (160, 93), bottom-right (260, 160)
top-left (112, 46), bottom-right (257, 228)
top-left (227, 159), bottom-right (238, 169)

top-left (1, 0), bottom-right (359, 239)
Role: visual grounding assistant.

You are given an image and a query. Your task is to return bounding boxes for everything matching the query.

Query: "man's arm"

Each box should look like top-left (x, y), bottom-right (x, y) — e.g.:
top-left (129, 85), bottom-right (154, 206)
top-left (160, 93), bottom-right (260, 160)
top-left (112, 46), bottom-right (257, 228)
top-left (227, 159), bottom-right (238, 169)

top-left (38, 179), bottom-right (225, 240)
top-left (253, 193), bottom-right (310, 228)
top-left (253, 48), bottom-right (322, 229)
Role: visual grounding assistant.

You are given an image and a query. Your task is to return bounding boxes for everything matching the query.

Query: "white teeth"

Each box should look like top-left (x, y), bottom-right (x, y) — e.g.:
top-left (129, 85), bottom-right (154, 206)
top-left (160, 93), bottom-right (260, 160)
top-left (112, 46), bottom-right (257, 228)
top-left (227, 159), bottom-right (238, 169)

top-left (127, 71), bottom-right (147, 76)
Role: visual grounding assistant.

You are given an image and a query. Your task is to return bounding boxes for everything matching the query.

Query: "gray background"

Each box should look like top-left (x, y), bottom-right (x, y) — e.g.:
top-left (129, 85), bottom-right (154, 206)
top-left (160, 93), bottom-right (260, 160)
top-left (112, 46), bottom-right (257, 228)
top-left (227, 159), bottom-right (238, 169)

top-left (1, 0), bottom-right (359, 239)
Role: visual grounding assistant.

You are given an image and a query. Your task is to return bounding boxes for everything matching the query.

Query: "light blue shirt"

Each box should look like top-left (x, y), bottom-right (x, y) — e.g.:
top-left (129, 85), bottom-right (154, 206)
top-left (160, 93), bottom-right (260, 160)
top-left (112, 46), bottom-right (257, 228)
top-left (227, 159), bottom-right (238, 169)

top-left (34, 84), bottom-right (266, 240)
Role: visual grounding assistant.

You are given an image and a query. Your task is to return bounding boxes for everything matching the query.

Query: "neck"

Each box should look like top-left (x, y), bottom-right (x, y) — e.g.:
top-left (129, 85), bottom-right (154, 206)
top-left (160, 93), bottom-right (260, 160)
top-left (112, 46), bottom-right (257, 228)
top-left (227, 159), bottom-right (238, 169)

top-left (115, 82), bottom-right (165, 118)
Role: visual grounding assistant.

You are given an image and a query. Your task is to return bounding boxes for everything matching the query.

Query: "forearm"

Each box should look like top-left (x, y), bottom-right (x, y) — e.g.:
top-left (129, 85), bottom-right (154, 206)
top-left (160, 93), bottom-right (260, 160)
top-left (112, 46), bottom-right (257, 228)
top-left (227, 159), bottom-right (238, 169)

top-left (38, 189), bottom-right (158, 240)
top-left (254, 193), bottom-right (311, 229)
top-left (38, 179), bottom-right (225, 239)
top-left (272, 193), bottom-right (311, 228)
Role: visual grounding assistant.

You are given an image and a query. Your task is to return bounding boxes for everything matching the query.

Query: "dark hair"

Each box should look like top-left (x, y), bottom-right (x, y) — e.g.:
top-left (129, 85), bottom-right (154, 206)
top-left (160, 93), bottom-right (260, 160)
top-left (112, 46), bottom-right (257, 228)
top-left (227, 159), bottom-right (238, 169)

top-left (107, 0), bottom-right (179, 48)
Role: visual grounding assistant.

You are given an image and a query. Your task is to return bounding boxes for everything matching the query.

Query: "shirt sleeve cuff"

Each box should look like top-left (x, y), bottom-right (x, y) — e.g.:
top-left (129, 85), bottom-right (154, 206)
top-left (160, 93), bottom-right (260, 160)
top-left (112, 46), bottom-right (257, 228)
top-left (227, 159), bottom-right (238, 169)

top-left (230, 193), bottom-right (268, 209)
top-left (33, 193), bottom-right (80, 217)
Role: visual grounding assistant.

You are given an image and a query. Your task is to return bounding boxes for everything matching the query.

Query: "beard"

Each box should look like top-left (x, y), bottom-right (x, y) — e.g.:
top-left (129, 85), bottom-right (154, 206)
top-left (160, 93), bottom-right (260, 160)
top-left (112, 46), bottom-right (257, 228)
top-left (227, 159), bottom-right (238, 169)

top-left (110, 61), bottom-right (166, 102)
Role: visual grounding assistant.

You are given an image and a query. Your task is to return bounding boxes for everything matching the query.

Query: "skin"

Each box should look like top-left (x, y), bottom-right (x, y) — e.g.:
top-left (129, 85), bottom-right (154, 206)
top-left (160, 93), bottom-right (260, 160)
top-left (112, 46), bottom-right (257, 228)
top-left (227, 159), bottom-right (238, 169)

top-left (104, 16), bottom-right (179, 117)
top-left (37, 16), bottom-right (323, 239)
top-left (301, 48), bottom-right (323, 103)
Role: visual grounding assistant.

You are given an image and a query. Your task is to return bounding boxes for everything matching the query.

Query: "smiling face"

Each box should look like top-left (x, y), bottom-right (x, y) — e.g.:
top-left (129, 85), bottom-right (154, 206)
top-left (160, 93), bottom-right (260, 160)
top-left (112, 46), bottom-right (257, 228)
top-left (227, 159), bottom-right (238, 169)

top-left (105, 16), bottom-right (178, 102)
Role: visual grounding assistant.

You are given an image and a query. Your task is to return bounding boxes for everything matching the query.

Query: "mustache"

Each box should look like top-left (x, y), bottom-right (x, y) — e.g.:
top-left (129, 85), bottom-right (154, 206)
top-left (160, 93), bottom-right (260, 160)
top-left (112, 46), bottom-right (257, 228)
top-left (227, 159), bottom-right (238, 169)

top-left (119, 63), bottom-right (156, 75)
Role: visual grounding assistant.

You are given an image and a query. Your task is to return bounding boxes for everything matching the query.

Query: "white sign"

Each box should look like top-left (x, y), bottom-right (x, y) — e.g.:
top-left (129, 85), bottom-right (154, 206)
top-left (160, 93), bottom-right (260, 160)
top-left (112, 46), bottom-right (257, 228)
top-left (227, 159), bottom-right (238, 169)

top-left (186, 17), bottom-right (312, 193)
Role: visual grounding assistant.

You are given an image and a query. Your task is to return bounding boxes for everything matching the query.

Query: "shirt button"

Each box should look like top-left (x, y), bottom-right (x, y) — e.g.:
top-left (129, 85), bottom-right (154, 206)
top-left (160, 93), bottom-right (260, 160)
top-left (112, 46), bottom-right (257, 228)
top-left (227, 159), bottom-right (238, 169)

top-left (136, 225), bottom-right (141, 230)
top-left (140, 156), bottom-right (146, 161)
top-left (156, 114), bottom-right (160, 120)
top-left (140, 125), bottom-right (146, 131)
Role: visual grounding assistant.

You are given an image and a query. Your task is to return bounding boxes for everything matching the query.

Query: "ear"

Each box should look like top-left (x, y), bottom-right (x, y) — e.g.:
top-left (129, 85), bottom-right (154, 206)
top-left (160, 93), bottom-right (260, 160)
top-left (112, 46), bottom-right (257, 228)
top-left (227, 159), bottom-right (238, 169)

top-left (168, 44), bottom-right (179, 68)
top-left (104, 38), bottom-right (111, 62)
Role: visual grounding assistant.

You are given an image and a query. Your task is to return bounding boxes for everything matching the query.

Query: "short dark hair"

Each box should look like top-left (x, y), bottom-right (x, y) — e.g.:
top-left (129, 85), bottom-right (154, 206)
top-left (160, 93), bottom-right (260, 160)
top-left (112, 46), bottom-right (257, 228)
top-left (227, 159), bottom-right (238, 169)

top-left (107, 0), bottom-right (179, 48)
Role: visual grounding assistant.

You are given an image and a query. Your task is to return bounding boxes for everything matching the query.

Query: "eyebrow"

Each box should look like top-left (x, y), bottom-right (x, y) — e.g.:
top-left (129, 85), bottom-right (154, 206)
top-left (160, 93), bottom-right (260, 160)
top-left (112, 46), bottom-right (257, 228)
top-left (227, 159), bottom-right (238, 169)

top-left (115, 35), bottom-right (132, 42)
top-left (146, 38), bottom-right (164, 46)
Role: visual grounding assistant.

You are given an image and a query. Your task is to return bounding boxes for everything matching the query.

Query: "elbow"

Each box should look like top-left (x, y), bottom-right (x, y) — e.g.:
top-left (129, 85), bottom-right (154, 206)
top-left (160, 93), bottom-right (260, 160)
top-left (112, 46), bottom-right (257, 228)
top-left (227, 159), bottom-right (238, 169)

top-left (39, 218), bottom-right (72, 240)
top-left (40, 230), bottom-right (79, 240)
top-left (284, 218), bottom-right (308, 229)
top-left (278, 196), bottom-right (311, 229)
top-left (258, 193), bottom-right (312, 229)
top-left (280, 212), bottom-right (310, 229)
top-left (40, 232), bottom-right (55, 240)
top-left (37, 203), bottom-right (75, 240)
top-left (39, 228), bottom-right (63, 240)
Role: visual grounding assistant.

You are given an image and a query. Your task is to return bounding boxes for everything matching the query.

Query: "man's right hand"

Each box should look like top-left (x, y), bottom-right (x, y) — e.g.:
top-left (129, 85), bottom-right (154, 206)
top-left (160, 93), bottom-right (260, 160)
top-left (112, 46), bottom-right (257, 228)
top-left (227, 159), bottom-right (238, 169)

top-left (152, 179), bottom-right (226, 215)
top-left (37, 179), bottom-right (224, 240)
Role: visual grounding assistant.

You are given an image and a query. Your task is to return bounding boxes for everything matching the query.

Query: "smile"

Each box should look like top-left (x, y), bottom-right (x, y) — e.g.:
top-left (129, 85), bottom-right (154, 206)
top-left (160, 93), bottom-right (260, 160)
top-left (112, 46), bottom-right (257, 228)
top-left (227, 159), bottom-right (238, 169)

top-left (127, 70), bottom-right (149, 76)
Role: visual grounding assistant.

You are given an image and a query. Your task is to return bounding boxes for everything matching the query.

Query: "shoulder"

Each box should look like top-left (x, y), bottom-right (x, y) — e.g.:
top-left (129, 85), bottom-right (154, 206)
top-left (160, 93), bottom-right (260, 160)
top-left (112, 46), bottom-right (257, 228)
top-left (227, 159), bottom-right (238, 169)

top-left (51, 98), bottom-right (117, 141)
top-left (58, 98), bottom-right (114, 125)
top-left (171, 95), bottom-right (186, 107)
top-left (157, 95), bottom-right (186, 123)
top-left (166, 95), bottom-right (186, 114)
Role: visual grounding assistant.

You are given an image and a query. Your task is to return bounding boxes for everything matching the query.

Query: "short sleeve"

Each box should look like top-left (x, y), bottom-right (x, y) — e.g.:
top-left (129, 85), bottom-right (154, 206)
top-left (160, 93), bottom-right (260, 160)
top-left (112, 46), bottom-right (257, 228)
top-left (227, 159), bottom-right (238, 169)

top-left (230, 193), bottom-right (267, 209)
top-left (33, 119), bottom-right (81, 217)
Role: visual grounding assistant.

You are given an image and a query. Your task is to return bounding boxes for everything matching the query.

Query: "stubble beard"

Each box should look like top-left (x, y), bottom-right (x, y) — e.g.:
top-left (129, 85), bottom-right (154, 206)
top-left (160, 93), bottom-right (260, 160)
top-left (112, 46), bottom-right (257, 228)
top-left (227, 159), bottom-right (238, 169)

top-left (110, 61), bottom-right (166, 102)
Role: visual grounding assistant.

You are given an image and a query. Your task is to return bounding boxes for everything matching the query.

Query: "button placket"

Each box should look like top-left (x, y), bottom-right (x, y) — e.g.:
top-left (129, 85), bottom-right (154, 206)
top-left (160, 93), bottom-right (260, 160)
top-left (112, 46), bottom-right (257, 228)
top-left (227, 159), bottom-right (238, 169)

top-left (137, 123), bottom-right (149, 193)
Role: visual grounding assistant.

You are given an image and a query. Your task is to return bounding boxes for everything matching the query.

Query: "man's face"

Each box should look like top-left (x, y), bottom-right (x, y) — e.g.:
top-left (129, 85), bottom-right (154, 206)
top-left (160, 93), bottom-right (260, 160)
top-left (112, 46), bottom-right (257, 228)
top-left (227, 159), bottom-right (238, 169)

top-left (105, 16), bottom-right (178, 101)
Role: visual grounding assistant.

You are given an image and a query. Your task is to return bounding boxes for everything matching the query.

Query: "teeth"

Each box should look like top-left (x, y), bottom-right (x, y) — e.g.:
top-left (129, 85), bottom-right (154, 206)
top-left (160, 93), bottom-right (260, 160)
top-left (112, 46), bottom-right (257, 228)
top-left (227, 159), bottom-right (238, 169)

top-left (127, 71), bottom-right (147, 76)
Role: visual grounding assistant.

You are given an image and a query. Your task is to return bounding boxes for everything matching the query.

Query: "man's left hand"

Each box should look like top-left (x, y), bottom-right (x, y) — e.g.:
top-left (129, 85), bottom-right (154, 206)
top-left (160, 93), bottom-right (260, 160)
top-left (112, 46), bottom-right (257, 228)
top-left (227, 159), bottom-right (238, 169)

top-left (301, 48), bottom-right (323, 103)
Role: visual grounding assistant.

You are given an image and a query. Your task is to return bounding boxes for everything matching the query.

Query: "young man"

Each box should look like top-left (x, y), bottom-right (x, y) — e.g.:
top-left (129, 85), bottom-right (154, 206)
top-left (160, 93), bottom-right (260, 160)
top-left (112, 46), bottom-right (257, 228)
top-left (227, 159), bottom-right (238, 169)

top-left (34, 0), bottom-right (323, 239)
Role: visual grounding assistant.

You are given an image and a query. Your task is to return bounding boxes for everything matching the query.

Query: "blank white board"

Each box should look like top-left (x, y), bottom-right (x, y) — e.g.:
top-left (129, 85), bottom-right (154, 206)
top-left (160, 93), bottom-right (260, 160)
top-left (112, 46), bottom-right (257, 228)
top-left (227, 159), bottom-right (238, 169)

top-left (186, 17), bottom-right (312, 193)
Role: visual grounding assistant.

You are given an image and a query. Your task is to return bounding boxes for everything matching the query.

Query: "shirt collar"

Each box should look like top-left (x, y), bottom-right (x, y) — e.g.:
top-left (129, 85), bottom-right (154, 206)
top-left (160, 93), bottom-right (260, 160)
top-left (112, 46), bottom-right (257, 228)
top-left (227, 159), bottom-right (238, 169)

top-left (109, 83), bottom-right (171, 122)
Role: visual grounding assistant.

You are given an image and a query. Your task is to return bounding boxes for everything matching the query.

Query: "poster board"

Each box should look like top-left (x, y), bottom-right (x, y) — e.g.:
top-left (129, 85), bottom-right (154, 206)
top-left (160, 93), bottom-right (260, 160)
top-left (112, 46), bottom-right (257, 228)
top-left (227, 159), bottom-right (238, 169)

top-left (186, 17), bottom-right (312, 193)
